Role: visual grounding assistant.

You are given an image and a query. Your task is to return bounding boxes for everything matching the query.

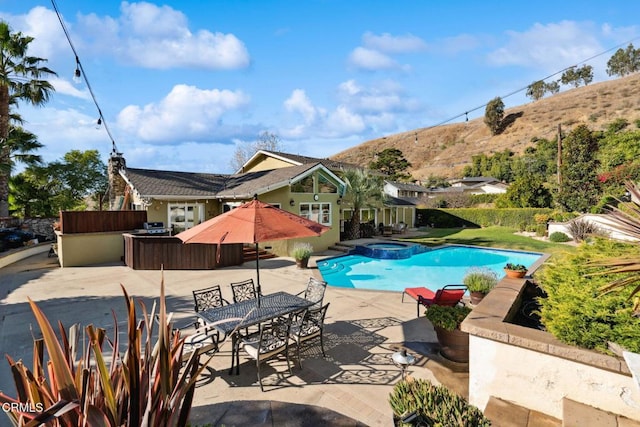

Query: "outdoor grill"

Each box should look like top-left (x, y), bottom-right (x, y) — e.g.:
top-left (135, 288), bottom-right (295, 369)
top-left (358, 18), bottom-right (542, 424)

top-left (137, 222), bottom-right (170, 235)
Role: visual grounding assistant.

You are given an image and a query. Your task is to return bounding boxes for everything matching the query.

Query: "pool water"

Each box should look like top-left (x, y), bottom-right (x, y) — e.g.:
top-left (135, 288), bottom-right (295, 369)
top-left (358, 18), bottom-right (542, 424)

top-left (317, 245), bottom-right (542, 292)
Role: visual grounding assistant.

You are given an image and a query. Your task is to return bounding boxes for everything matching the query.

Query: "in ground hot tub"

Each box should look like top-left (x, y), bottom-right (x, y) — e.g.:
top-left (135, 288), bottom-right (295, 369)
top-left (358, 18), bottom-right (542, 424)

top-left (352, 242), bottom-right (428, 259)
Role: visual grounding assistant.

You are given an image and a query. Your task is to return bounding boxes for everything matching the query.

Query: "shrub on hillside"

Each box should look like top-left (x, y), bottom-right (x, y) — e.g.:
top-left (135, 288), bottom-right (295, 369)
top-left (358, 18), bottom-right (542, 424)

top-left (549, 231), bottom-right (571, 242)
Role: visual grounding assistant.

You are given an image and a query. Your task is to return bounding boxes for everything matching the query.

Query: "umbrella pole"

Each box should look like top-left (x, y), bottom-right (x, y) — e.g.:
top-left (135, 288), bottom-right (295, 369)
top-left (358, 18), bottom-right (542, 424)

top-left (255, 242), bottom-right (261, 307)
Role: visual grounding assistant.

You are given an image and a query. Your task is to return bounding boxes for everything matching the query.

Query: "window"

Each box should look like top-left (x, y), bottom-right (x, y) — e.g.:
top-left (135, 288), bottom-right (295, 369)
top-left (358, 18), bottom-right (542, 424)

top-left (318, 173), bottom-right (338, 193)
top-left (299, 202), bottom-right (331, 226)
top-left (291, 175), bottom-right (314, 193)
top-left (169, 203), bottom-right (203, 233)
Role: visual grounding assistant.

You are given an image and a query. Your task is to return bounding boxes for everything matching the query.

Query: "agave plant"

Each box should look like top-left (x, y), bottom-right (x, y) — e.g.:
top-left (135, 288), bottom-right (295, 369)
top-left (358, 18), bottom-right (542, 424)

top-left (590, 181), bottom-right (640, 312)
top-left (0, 275), bottom-right (213, 426)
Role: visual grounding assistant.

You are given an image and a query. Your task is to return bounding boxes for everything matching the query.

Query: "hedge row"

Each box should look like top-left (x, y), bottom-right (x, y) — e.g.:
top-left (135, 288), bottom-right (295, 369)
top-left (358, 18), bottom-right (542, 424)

top-left (416, 208), bottom-right (555, 230)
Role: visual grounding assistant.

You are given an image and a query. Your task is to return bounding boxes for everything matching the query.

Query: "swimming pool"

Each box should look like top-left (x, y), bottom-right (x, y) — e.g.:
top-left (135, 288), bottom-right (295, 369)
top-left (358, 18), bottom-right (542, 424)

top-left (317, 245), bottom-right (543, 292)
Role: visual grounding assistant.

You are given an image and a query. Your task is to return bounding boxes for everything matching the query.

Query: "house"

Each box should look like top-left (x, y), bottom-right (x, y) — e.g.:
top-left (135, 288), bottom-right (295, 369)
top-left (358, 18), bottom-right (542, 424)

top-left (108, 151), bottom-right (346, 256)
top-left (447, 176), bottom-right (508, 194)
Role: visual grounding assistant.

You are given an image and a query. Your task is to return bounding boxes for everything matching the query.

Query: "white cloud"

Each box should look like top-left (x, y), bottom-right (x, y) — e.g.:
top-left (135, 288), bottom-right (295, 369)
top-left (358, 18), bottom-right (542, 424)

top-left (50, 77), bottom-right (91, 100)
top-left (281, 80), bottom-right (420, 140)
top-left (348, 32), bottom-right (426, 71)
top-left (348, 47), bottom-right (397, 70)
top-left (486, 21), bottom-right (603, 71)
top-left (362, 32), bottom-right (427, 53)
top-left (117, 84), bottom-right (250, 142)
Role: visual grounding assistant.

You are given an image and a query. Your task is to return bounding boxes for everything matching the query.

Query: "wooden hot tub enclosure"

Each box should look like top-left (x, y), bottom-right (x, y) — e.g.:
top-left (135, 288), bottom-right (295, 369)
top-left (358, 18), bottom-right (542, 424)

top-left (123, 234), bottom-right (244, 270)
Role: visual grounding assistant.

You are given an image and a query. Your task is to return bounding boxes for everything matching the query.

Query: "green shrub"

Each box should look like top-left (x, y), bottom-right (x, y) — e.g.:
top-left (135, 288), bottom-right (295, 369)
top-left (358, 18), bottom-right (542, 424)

top-left (463, 268), bottom-right (498, 293)
top-left (389, 378), bottom-right (490, 426)
top-left (424, 305), bottom-right (472, 331)
top-left (290, 242), bottom-right (313, 260)
top-left (536, 238), bottom-right (640, 353)
top-left (549, 231), bottom-right (571, 242)
top-left (439, 207), bottom-right (554, 229)
top-left (535, 224), bottom-right (547, 236)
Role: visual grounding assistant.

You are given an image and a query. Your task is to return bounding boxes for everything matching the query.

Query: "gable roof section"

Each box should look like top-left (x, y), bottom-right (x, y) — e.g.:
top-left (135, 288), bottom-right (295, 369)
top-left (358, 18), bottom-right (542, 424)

top-left (217, 163), bottom-right (321, 198)
top-left (122, 168), bottom-right (227, 198)
top-left (244, 150), bottom-right (359, 172)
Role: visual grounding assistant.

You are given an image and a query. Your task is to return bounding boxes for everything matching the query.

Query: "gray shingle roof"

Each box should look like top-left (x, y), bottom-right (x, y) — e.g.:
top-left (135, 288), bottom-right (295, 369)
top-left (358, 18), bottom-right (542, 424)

top-left (217, 163), bottom-right (319, 198)
top-left (123, 163), bottom-right (321, 199)
top-left (123, 168), bottom-right (228, 197)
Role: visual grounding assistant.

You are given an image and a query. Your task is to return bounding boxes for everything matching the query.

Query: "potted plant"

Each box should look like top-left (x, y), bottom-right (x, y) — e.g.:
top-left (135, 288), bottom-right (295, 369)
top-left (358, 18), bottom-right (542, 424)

top-left (389, 377), bottom-right (490, 426)
top-left (291, 242), bottom-right (314, 269)
top-left (504, 262), bottom-right (528, 278)
top-left (424, 304), bottom-right (472, 363)
top-left (463, 267), bottom-right (498, 305)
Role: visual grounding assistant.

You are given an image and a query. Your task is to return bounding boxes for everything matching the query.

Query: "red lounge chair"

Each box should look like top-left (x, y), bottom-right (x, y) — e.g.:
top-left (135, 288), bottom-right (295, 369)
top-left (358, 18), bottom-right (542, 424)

top-left (402, 285), bottom-right (467, 317)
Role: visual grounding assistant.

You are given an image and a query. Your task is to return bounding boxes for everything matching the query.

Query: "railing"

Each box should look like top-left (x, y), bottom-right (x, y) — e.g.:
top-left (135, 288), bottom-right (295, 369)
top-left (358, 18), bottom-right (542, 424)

top-left (60, 211), bottom-right (147, 234)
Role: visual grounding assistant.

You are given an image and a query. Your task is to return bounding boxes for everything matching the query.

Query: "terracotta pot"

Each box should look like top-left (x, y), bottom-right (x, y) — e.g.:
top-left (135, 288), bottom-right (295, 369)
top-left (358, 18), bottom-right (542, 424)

top-left (504, 268), bottom-right (526, 279)
top-left (434, 325), bottom-right (469, 363)
top-left (296, 257), bottom-right (309, 269)
top-left (469, 291), bottom-right (486, 305)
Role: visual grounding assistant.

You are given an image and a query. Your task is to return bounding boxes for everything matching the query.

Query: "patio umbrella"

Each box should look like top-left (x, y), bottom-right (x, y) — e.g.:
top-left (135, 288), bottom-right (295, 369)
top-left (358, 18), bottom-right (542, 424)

top-left (176, 195), bottom-right (330, 305)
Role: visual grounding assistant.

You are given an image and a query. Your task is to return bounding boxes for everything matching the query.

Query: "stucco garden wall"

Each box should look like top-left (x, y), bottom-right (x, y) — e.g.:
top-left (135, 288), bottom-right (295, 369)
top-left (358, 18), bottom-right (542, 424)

top-left (462, 277), bottom-right (640, 421)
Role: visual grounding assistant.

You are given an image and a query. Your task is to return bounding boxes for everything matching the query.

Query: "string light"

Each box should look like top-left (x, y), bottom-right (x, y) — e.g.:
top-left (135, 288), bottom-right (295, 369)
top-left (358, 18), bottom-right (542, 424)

top-left (51, 0), bottom-right (119, 155)
top-left (73, 56), bottom-right (81, 83)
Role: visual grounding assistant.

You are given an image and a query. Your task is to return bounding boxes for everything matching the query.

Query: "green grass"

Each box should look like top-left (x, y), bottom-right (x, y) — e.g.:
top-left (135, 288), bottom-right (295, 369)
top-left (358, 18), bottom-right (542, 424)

top-left (401, 226), bottom-right (576, 257)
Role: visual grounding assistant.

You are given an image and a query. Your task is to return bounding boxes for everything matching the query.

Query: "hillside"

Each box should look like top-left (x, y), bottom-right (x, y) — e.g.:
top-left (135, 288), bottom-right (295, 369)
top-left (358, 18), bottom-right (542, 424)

top-left (330, 73), bottom-right (640, 180)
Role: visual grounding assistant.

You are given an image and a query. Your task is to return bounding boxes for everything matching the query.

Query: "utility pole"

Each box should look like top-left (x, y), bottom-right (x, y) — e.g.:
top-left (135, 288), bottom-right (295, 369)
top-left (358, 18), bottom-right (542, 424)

top-left (557, 124), bottom-right (562, 185)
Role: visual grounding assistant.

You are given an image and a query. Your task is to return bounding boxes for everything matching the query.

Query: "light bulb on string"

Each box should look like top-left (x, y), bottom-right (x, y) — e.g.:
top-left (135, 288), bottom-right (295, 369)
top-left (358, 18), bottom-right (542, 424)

top-left (95, 117), bottom-right (102, 130)
top-left (73, 56), bottom-right (82, 84)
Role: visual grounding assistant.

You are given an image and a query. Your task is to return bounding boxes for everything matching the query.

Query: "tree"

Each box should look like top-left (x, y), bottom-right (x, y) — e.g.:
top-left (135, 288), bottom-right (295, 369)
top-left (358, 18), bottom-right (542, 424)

top-left (230, 131), bottom-right (284, 172)
top-left (526, 80), bottom-right (561, 101)
top-left (497, 176), bottom-right (552, 208)
top-left (526, 80), bottom-right (546, 101)
top-left (561, 65), bottom-right (593, 87)
top-left (9, 149), bottom-right (107, 216)
top-left (339, 168), bottom-right (383, 240)
top-left (484, 97), bottom-right (504, 135)
top-left (606, 43), bottom-right (640, 77)
top-left (368, 148), bottom-right (412, 181)
top-left (556, 125), bottom-right (601, 212)
top-left (0, 21), bottom-right (56, 217)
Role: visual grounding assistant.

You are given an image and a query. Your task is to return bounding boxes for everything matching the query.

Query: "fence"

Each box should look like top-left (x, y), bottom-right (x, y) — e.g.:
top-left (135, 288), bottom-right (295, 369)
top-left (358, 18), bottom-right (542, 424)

top-left (60, 211), bottom-right (147, 234)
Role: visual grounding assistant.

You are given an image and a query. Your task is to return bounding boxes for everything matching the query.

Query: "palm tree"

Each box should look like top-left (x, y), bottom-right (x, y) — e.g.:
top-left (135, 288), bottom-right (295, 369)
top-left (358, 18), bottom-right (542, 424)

top-left (0, 21), bottom-right (56, 217)
top-left (592, 181), bottom-right (640, 312)
top-left (340, 168), bottom-right (383, 240)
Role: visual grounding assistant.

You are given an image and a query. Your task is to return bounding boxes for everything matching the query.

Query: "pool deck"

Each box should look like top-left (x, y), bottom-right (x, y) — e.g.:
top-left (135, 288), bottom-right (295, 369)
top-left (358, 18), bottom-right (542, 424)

top-left (0, 238), bottom-right (557, 426)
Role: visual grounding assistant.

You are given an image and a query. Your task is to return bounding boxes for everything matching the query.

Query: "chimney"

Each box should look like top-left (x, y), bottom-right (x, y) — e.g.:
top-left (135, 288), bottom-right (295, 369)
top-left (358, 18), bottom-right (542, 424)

top-left (108, 152), bottom-right (127, 210)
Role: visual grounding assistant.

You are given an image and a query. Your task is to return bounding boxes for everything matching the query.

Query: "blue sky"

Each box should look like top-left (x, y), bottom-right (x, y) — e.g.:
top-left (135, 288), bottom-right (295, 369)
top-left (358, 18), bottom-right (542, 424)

top-left (3, 1), bottom-right (640, 174)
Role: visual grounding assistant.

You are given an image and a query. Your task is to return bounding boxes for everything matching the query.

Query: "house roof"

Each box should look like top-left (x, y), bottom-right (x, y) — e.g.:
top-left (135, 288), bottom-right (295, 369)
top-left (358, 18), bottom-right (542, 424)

top-left (121, 162), bottom-right (341, 201)
top-left (122, 168), bottom-right (228, 198)
top-left (216, 163), bottom-right (321, 198)
top-left (385, 180), bottom-right (430, 193)
top-left (247, 150), bottom-right (360, 171)
top-left (449, 176), bottom-right (501, 185)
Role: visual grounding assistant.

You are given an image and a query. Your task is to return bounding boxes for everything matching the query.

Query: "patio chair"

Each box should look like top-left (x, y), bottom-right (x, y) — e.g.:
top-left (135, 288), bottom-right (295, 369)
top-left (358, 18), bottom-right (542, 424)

top-left (403, 284), bottom-right (467, 317)
top-left (239, 314), bottom-right (294, 391)
top-left (192, 285), bottom-right (229, 334)
top-left (289, 303), bottom-right (330, 368)
top-left (296, 277), bottom-right (327, 309)
top-left (230, 279), bottom-right (258, 303)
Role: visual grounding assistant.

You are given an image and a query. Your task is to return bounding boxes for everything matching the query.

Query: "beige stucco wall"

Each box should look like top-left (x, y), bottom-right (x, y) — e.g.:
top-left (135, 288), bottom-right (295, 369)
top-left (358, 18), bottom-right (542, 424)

top-left (258, 186), bottom-right (341, 256)
top-left (468, 336), bottom-right (640, 420)
top-left (56, 231), bottom-right (125, 267)
top-left (243, 156), bottom-right (293, 172)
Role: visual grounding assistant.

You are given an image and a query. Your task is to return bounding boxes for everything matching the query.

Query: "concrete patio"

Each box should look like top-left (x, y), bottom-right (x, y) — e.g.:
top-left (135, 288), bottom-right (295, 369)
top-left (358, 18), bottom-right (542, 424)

top-left (0, 244), bottom-right (475, 426)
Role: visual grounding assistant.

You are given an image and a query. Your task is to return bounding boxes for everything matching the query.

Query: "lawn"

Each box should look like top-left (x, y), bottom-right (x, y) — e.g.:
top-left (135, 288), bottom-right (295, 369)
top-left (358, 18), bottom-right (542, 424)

top-left (402, 226), bottom-right (576, 257)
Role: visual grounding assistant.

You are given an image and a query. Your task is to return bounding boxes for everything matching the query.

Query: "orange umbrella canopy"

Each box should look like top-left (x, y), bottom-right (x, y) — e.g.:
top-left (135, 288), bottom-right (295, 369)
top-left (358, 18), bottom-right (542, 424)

top-left (176, 198), bottom-right (330, 245)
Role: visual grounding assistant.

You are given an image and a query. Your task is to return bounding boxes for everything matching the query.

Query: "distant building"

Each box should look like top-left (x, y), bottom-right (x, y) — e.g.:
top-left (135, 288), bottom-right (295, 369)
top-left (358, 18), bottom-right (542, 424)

top-left (447, 176), bottom-right (508, 194)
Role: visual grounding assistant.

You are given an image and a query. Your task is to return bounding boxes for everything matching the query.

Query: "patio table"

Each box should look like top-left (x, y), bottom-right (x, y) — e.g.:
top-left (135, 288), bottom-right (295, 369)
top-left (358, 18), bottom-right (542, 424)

top-left (197, 291), bottom-right (314, 374)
